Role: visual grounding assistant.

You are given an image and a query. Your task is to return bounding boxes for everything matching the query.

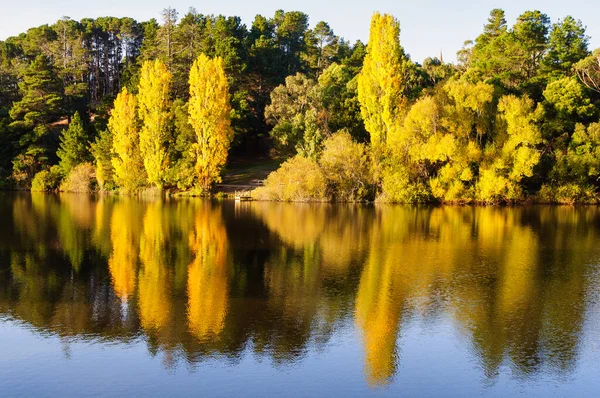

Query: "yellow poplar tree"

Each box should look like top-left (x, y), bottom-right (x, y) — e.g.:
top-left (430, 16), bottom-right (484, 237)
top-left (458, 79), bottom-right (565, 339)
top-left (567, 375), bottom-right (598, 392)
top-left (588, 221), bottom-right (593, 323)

top-left (109, 87), bottom-right (146, 192)
top-left (137, 60), bottom-right (172, 190)
top-left (357, 13), bottom-right (408, 148)
top-left (188, 54), bottom-right (233, 191)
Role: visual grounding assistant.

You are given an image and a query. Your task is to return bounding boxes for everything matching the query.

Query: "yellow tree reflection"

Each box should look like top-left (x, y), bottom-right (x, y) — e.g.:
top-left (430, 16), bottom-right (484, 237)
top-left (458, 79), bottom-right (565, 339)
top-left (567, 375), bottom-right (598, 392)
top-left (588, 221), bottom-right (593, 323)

top-left (138, 201), bottom-right (172, 331)
top-left (354, 209), bottom-right (407, 387)
top-left (187, 204), bottom-right (230, 340)
top-left (355, 252), bottom-right (401, 386)
top-left (108, 201), bottom-right (139, 303)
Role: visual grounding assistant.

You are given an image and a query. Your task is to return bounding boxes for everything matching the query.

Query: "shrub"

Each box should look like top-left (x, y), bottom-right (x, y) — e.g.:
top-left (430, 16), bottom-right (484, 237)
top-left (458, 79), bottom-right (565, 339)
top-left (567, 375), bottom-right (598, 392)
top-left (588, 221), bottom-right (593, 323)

top-left (378, 164), bottom-right (431, 203)
top-left (319, 131), bottom-right (374, 201)
top-left (60, 163), bottom-right (96, 193)
top-left (254, 155), bottom-right (328, 201)
top-left (31, 166), bottom-right (63, 192)
top-left (536, 183), bottom-right (598, 204)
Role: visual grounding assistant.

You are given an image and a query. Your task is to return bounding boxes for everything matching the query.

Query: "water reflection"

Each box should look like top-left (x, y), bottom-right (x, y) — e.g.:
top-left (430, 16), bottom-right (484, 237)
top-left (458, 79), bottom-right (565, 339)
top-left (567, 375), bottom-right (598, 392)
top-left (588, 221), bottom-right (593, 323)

top-left (187, 204), bottom-right (230, 341)
top-left (1, 194), bottom-right (599, 388)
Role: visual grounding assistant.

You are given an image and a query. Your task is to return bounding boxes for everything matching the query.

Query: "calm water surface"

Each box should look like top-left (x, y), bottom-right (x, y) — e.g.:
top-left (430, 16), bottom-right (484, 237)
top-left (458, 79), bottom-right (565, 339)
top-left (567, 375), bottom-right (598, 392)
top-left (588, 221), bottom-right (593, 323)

top-left (1, 193), bottom-right (600, 397)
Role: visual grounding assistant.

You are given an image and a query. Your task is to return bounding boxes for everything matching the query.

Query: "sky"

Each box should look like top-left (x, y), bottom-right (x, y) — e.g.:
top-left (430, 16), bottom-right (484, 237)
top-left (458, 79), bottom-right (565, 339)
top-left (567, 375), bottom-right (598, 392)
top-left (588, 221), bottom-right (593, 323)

top-left (1, 0), bottom-right (599, 63)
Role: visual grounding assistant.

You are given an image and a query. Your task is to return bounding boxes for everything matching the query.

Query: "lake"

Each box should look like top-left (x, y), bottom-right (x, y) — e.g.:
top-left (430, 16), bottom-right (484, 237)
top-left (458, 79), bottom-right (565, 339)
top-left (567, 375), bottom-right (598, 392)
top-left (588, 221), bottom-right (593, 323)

top-left (0, 193), bottom-right (599, 397)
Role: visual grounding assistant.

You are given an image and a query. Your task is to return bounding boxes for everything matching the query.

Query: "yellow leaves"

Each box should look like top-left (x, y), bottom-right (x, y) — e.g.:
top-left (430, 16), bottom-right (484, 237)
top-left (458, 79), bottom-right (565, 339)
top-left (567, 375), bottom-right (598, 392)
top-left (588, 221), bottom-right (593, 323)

top-left (466, 140), bottom-right (482, 162)
top-left (108, 202), bottom-right (138, 303)
top-left (379, 163), bottom-right (431, 203)
top-left (460, 167), bottom-right (474, 182)
top-left (476, 168), bottom-right (508, 203)
top-left (475, 95), bottom-right (543, 203)
top-left (187, 205), bottom-right (230, 339)
top-left (188, 54), bottom-right (233, 191)
top-left (441, 80), bottom-right (494, 140)
top-left (357, 13), bottom-right (407, 147)
top-left (429, 161), bottom-right (475, 203)
top-left (109, 87), bottom-right (146, 192)
top-left (498, 95), bottom-right (542, 148)
top-left (416, 133), bottom-right (458, 163)
top-left (511, 146), bottom-right (541, 180)
top-left (319, 130), bottom-right (373, 201)
top-left (138, 60), bottom-right (172, 189)
top-left (390, 95), bottom-right (439, 156)
top-left (444, 80), bottom-right (494, 112)
top-left (254, 155), bottom-right (328, 201)
top-left (138, 202), bottom-right (171, 331)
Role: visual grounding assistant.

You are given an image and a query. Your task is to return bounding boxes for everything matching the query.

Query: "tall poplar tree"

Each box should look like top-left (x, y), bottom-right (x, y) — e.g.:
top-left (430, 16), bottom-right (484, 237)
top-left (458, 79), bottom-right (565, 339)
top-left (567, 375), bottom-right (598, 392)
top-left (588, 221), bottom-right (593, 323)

top-left (357, 13), bottom-right (408, 147)
top-left (188, 54), bottom-right (233, 191)
top-left (109, 87), bottom-right (146, 192)
top-left (137, 59), bottom-right (172, 190)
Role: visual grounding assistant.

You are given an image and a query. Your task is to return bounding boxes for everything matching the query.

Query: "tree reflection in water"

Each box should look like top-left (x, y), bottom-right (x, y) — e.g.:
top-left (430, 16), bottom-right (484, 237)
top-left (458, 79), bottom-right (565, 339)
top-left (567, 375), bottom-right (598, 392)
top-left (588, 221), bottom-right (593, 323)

top-left (0, 194), bottom-right (599, 387)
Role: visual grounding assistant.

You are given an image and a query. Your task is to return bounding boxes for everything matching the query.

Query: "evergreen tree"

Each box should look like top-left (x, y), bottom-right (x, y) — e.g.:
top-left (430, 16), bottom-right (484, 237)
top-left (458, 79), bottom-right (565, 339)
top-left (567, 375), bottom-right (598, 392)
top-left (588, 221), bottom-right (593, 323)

top-left (57, 112), bottom-right (89, 175)
top-left (9, 55), bottom-right (62, 133)
top-left (90, 129), bottom-right (114, 190)
top-left (543, 16), bottom-right (589, 79)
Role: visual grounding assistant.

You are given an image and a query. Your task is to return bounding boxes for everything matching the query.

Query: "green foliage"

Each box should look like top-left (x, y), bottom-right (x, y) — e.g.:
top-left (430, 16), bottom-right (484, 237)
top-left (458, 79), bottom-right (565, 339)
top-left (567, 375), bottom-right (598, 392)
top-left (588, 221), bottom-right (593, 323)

top-left (304, 21), bottom-right (340, 73)
top-left (57, 112), bottom-right (89, 175)
top-left (542, 16), bottom-right (589, 79)
top-left (90, 129), bottom-right (115, 191)
top-left (265, 73), bottom-right (326, 158)
top-left (319, 63), bottom-right (366, 141)
top-left (9, 55), bottom-right (62, 132)
top-left (12, 146), bottom-right (49, 188)
top-left (543, 76), bottom-right (595, 119)
top-left (170, 99), bottom-right (196, 190)
top-left (254, 155), bottom-right (327, 201)
top-left (422, 57), bottom-right (455, 86)
top-left (550, 123), bottom-right (600, 188)
top-left (31, 165), bottom-right (62, 192)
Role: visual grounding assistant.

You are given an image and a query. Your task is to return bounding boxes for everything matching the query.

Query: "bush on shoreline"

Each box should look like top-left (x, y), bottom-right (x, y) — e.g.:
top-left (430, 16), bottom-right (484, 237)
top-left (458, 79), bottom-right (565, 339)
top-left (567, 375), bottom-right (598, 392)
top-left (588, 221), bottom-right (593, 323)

top-left (60, 163), bottom-right (96, 193)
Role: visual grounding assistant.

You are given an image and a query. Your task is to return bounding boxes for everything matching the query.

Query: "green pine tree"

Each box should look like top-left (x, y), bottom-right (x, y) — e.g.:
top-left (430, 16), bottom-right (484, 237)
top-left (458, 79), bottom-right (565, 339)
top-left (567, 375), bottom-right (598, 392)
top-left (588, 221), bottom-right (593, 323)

top-left (57, 112), bottom-right (89, 175)
top-left (9, 54), bottom-right (62, 132)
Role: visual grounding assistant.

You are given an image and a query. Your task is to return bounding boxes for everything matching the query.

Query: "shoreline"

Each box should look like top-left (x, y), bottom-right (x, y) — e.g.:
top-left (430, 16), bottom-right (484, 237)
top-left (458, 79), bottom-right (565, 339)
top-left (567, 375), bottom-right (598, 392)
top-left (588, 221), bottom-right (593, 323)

top-left (5, 189), bottom-right (599, 206)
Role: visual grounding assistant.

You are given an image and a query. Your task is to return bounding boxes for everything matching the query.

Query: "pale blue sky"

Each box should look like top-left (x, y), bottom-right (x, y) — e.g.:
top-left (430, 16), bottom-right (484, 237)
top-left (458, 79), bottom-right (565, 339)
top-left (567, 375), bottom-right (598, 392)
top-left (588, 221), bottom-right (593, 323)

top-left (2, 0), bottom-right (599, 63)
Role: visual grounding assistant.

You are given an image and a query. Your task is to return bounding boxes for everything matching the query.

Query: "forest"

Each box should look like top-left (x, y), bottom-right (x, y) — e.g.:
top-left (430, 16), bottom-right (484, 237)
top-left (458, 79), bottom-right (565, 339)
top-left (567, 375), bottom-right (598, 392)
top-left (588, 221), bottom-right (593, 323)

top-left (0, 8), bottom-right (599, 203)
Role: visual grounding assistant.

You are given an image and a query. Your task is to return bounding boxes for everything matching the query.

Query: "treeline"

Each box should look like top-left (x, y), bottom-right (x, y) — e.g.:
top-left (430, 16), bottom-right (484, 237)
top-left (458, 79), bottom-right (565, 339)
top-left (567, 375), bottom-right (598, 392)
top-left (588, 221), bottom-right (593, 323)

top-left (257, 11), bottom-right (600, 204)
top-left (1, 8), bottom-right (599, 202)
top-left (0, 8), bottom-right (365, 192)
